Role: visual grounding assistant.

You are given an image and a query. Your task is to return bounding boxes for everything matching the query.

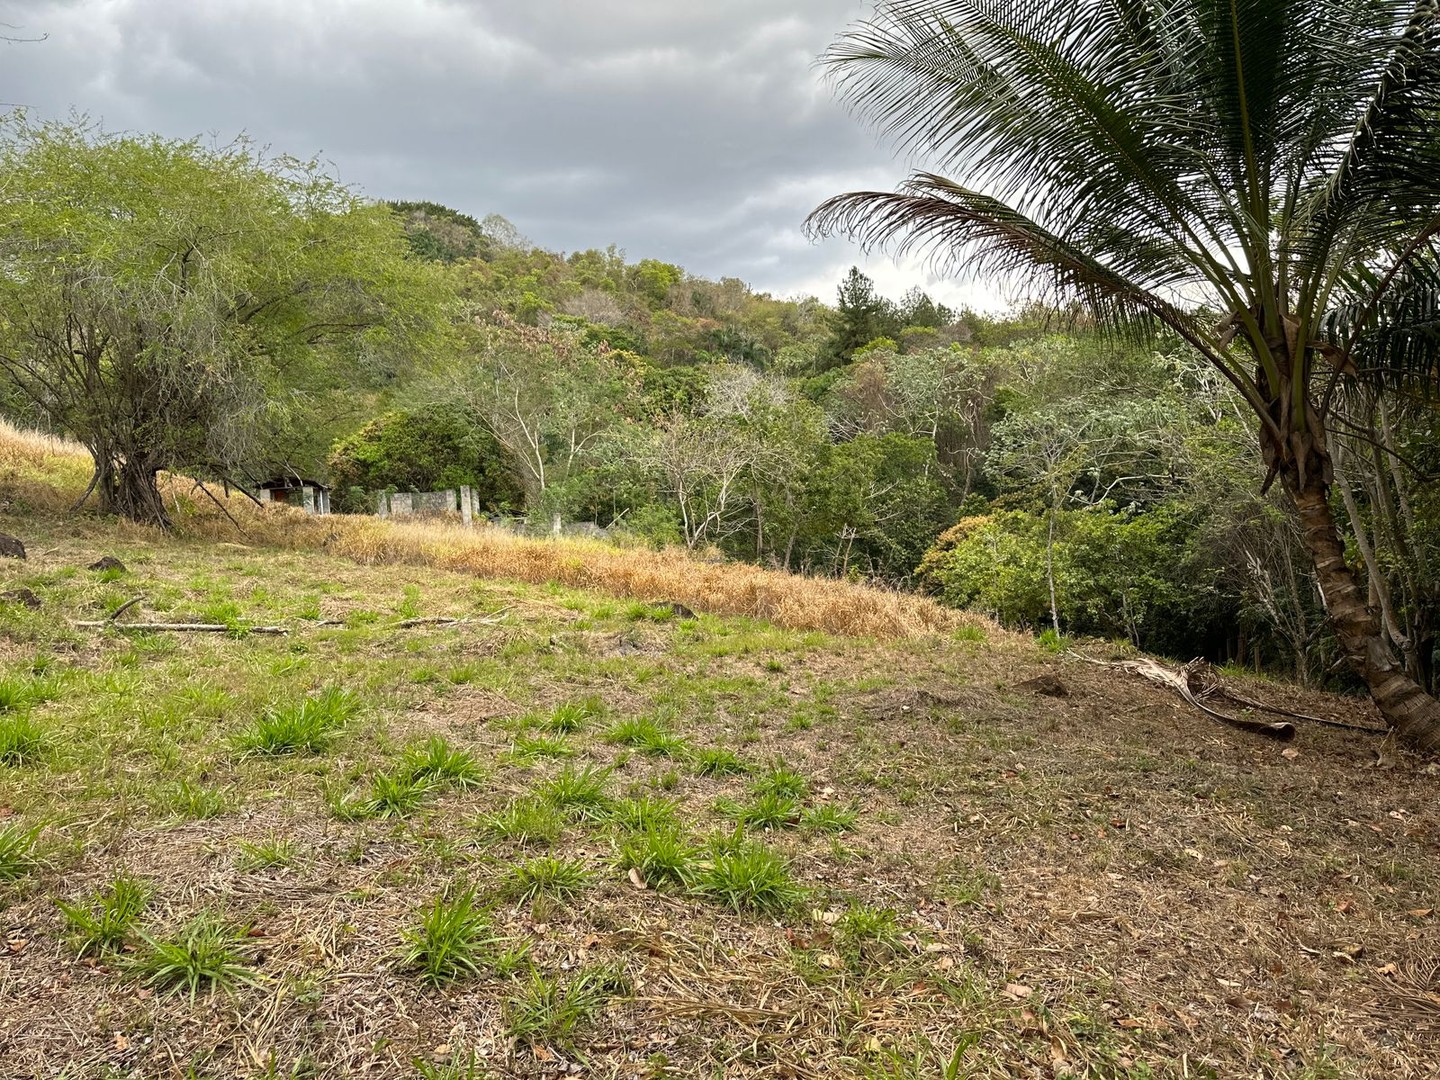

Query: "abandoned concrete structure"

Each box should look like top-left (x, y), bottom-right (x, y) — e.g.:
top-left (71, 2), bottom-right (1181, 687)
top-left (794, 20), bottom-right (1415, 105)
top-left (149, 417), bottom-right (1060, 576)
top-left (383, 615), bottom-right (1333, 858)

top-left (257, 477), bottom-right (331, 514)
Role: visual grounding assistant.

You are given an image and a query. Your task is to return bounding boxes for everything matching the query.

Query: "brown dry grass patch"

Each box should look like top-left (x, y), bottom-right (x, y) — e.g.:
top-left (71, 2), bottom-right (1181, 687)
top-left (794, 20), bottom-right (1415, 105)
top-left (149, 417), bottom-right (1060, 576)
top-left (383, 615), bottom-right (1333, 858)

top-left (0, 419), bottom-right (988, 641)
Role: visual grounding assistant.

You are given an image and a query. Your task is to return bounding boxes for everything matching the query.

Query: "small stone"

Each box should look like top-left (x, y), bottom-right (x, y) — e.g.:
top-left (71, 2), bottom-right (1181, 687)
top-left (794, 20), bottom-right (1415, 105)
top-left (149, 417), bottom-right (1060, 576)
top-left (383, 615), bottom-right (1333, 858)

top-left (88, 556), bottom-right (127, 573)
top-left (0, 533), bottom-right (25, 560)
top-left (0, 588), bottom-right (41, 610)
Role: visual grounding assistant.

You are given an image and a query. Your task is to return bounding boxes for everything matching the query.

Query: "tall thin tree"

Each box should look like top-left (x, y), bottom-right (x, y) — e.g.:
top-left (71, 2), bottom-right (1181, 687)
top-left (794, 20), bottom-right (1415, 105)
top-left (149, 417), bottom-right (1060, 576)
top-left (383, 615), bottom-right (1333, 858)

top-left (808, 0), bottom-right (1440, 749)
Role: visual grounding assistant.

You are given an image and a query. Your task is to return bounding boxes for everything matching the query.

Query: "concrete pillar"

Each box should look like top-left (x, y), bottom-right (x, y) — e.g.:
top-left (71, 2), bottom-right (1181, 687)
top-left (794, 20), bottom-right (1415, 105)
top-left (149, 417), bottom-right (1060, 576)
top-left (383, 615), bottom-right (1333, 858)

top-left (459, 485), bottom-right (473, 527)
top-left (301, 486), bottom-right (316, 514)
top-left (318, 489), bottom-right (330, 514)
top-left (257, 488), bottom-right (272, 505)
top-left (375, 492), bottom-right (390, 518)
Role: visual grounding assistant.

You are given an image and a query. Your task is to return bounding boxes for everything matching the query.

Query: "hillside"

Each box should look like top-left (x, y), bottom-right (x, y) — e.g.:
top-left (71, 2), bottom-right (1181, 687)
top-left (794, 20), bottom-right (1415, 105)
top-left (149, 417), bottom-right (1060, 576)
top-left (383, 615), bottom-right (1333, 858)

top-left (1, 429), bottom-right (1437, 1079)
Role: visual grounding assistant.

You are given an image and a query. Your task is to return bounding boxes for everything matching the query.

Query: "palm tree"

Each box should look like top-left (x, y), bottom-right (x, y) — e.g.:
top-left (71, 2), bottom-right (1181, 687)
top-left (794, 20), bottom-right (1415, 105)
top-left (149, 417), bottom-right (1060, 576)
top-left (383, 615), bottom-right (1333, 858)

top-left (808, 0), bottom-right (1440, 750)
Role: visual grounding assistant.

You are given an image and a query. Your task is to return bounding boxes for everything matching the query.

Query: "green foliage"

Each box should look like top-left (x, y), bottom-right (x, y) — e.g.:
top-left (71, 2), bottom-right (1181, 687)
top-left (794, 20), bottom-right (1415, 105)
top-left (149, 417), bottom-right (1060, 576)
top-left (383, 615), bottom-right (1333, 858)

top-left (690, 833), bottom-right (803, 913)
top-left (387, 200), bottom-right (489, 263)
top-left (335, 772), bottom-right (435, 820)
top-left (717, 790), bottom-right (802, 831)
top-left (0, 712), bottom-right (48, 766)
top-left (801, 803), bottom-right (860, 834)
top-left (605, 795), bottom-right (680, 833)
top-left (477, 798), bottom-right (564, 847)
top-left (614, 824), bottom-right (699, 889)
top-left (688, 746), bottom-right (751, 778)
top-left (544, 696), bottom-right (606, 734)
top-left (750, 765), bottom-right (809, 800)
top-left (400, 886), bottom-right (497, 986)
top-left (503, 964), bottom-right (628, 1045)
top-left (536, 764), bottom-right (613, 821)
top-left (327, 405), bottom-right (519, 514)
top-left (0, 116), bottom-right (451, 525)
top-left (400, 736), bottom-right (485, 789)
top-left (917, 505), bottom-right (1219, 651)
top-left (0, 823), bottom-right (41, 880)
top-left (605, 715), bottom-right (688, 756)
top-left (235, 687), bottom-right (357, 756)
top-left (503, 856), bottom-right (592, 903)
top-left (132, 912), bottom-right (257, 999)
top-left (56, 873), bottom-right (151, 956)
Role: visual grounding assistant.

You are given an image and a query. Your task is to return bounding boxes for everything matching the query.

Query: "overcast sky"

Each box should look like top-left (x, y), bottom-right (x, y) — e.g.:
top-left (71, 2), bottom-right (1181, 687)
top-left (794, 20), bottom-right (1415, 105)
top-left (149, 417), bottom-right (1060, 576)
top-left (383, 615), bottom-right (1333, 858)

top-left (2, 1), bottom-right (1002, 309)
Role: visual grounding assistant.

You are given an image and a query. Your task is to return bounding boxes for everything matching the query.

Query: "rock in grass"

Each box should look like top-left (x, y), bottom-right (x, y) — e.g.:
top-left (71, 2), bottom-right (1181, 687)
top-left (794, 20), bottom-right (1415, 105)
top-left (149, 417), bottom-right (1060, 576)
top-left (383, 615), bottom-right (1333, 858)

top-left (0, 534), bottom-right (24, 560)
top-left (87, 555), bottom-right (126, 573)
top-left (0, 588), bottom-right (40, 609)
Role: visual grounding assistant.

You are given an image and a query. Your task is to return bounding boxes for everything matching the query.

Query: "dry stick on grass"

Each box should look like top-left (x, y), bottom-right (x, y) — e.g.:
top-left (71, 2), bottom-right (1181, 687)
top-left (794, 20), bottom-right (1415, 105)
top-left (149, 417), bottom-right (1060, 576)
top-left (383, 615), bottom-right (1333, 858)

top-left (1077, 655), bottom-right (1298, 740)
top-left (108, 596), bottom-right (145, 622)
top-left (1079, 655), bottom-right (1389, 738)
top-left (72, 621), bottom-right (288, 634)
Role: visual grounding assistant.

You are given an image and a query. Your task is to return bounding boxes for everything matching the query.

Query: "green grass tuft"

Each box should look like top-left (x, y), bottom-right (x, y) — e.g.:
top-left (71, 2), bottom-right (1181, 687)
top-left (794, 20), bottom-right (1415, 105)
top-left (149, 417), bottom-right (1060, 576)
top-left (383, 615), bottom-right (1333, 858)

top-left (544, 696), bottom-right (605, 734)
top-left (605, 715), bottom-right (689, 757)
top-left (690, 833), bottom-right (802, 913)
top-left (401, 735), bottom-right (485, 789)
top-left (56, 873), bottom-right (151, 956)
top-left (688, 746), bottom-right (751, 777)
top-left (0, 712), bottom-right (48, 766)
top-left (400, 886), bottom-right (498, 986)
top-left (131, 912), bottom-right (257, 1000)
top-left (335, 771), bottom-right (435, 820)
top-left (235, 687), bottom-right (358, 755)
top-left (605, 794), bottom-right (680, 833)
top-left (615, 824), bottom-right (699, 889)
top-left (507, 733), bottom-right (575, 762)
top-left (801, 802), bottom-right (860, 834)
top-left (536, 763), bottom-right (613, 821)
top-left (717, 790), bottom-right (802, 831)
top-left (504, 856), bottom-right (593, 903)
top-left (504, 964), bottom-right (628, 1045)
top-left (750, 765), bottom-right (808, 800)
top-left (0, 823), bottom-right (41, 881)
top-left (476, 798), bottom-right (564, 847)
top-left (235, 835), bottom-right (299, 871)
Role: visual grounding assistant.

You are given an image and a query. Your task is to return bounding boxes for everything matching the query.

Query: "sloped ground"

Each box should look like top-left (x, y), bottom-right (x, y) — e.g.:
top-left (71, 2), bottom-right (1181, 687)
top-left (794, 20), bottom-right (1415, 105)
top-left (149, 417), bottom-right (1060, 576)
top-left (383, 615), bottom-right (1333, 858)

top-left (0, 518), bottom-right (1437, 1080)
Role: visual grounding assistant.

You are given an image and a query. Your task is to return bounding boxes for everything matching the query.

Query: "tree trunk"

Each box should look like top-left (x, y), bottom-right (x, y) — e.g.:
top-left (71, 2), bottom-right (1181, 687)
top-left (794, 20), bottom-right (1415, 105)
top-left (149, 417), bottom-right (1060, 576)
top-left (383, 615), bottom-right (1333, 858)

top-left (96, 453), bottom-right (171, 528)
top-left (1288, 477), bottom-right (1440, 751)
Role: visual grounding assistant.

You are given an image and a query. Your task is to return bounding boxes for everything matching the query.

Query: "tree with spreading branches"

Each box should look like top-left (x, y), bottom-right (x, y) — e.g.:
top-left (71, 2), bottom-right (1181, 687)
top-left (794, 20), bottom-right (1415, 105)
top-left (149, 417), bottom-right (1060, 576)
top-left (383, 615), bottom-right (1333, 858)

top-left (0, 117), bottom-right (447, 527)
top-left (808, 0), bottom-right (1440, 750)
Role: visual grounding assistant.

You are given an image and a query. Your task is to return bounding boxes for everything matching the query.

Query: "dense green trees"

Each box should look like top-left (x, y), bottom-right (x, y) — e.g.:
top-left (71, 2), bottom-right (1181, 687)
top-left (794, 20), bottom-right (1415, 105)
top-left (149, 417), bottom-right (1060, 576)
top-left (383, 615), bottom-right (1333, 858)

top-left (809, 0), bottom-right (1440, 747)
top-left (326, 406), bottom-right (519, 513)
top-left (0, 117), bottom-right (447, 526)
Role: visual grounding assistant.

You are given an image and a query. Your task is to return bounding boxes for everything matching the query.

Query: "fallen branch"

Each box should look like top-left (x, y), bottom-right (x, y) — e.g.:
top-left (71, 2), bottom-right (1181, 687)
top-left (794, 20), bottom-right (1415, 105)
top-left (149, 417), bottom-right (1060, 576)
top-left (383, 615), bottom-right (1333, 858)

top-left (107, 596), bottom-right (145, 622)
top-left (1074, 654), bottom-right (1388, 738)
top-left (1075, 655), bottom-right (1295, 740)
top-left (394, 610), bottom-right (510, 629)
top-left (74, 621), bottom-right (287, 635)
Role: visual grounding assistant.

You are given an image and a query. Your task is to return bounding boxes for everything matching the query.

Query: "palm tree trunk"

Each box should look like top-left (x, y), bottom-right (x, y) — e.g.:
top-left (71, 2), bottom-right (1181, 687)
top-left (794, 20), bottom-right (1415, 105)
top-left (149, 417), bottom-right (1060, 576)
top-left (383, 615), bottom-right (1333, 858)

top-left (1289, 478), bottom-right (1440, 751)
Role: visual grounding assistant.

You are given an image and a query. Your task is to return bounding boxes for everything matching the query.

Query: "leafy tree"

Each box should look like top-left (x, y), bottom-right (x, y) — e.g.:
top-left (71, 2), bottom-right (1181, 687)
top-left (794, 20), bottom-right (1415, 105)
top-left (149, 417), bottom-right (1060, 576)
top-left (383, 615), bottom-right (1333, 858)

top-left (326, 406), bottom-right (519, 513)
top-left (810, 0), bottom-right (1440, 748)
top-left (820, 267), bottom-right (901, 370)
top-left (445, 319), bottom-right (637, 514)
top-left (0, 117), bottom-right (446, 526)
top-left (387, 201), bottom-right (490, 263)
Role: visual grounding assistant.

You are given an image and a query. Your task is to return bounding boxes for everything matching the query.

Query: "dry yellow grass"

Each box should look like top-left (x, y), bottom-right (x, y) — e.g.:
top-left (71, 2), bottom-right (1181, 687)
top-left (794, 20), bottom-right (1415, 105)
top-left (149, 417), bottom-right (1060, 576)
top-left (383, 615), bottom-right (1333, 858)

top-left (0, 418), bottom-right (94, 514)
top-left (0, 419), bottom-right (989, 639)
top-left (242, 511), bottom-right (979, 638)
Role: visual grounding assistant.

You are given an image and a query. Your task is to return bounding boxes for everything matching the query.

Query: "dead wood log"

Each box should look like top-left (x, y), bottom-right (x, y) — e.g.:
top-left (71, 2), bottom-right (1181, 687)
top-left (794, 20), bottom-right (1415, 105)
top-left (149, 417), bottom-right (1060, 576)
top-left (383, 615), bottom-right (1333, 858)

top-left (73, 621), bottom-right (288, 635)
top-left (1076, 655), bottom-right (1387, 738)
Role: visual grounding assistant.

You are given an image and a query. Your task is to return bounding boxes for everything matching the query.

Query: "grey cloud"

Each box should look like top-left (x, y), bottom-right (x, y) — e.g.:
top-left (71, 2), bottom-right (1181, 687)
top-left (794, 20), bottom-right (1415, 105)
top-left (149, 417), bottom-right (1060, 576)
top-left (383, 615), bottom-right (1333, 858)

top-left (2, 0), bottom-right (999, 308)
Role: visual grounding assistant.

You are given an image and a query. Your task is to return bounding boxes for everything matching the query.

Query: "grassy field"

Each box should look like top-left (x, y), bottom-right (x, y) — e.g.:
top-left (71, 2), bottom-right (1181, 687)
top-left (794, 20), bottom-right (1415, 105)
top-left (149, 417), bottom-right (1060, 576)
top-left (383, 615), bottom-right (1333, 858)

top-left (1, 433), bottom-right (1438, 1079)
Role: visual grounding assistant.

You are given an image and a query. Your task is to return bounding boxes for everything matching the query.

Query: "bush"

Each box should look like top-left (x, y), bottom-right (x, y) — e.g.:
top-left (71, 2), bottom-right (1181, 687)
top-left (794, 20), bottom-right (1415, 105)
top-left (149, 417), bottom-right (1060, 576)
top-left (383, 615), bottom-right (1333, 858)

top-left (916, 503), bottom-right (1221, 652)
top-left (326, 405), bottom-right (520, 513)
